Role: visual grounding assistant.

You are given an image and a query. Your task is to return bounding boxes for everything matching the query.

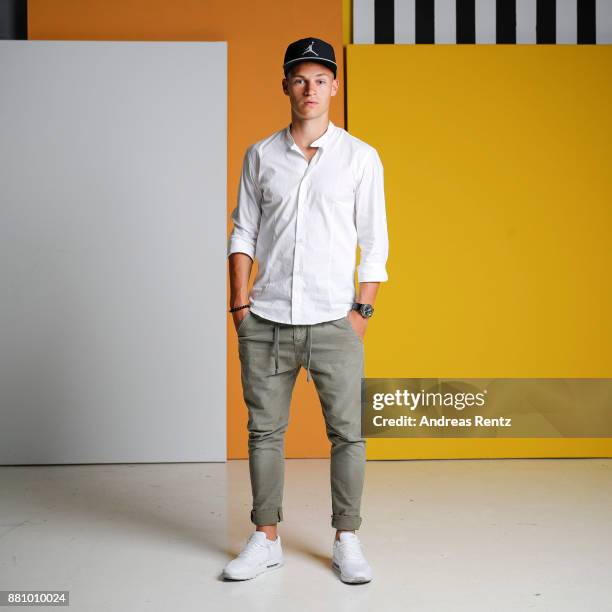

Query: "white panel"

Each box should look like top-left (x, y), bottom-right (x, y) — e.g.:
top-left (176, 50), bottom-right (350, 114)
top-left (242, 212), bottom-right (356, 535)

top-left (596, 0), bottom-right (612, 43)
top-left (0, 41), bottom-right (227, 464)
top-left (435, 0), bottom-right (457, 43)
top-left (516, 0), bottom-right (537, 43)
top-left (557, 0), bottom-right (578, 44)
top-left (395, 0), bottom-right (415, 44)
top-left (475, 0), bottom-right (496, 44)
top-left (354, 0), bottom-right (375, 43)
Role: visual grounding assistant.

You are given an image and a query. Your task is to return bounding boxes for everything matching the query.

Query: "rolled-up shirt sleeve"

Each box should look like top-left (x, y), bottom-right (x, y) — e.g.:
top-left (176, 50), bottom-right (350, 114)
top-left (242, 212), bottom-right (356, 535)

top-left (355, 147), bottom-right (389, 282)
top-left (227, 145), bottom-right (262, 261)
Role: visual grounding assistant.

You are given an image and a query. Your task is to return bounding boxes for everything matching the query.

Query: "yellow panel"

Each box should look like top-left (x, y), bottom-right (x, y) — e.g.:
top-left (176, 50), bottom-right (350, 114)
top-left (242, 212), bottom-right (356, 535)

top-left (367, 438), bottom-right (612, 460)
top-left (346, 44), bottom-right (612, 459)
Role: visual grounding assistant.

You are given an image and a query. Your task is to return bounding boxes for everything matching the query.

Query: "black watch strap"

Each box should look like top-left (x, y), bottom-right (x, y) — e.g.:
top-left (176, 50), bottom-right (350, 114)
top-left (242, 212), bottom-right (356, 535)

top-left (352, 302), bottom-right (374, 318)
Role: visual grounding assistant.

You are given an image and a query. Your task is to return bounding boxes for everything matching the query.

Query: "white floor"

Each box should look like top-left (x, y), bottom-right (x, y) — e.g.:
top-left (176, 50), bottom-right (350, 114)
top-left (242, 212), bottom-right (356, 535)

top-left (1, 458), bottom-right (611, 612)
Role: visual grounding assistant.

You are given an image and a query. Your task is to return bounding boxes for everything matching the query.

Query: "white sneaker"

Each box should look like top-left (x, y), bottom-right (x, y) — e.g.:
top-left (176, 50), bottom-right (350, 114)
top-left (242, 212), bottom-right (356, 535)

top-left (222, 531), bottom-right (283, 580)
top-left (332, 532), bottom-right (373, 584)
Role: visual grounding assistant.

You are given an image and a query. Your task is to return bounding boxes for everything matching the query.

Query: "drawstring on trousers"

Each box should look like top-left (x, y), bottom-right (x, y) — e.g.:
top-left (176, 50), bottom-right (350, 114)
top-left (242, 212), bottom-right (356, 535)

top-left (272, 322), bottom-right (313, 382)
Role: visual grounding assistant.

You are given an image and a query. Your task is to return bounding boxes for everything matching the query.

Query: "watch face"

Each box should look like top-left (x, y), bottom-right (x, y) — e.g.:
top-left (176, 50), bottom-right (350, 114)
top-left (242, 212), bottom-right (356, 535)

top-left (360, 304), bottom-right (374, 318)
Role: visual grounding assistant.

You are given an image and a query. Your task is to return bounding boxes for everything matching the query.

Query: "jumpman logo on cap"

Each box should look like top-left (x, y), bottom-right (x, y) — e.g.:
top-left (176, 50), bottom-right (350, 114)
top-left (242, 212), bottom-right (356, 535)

top-left (301, 41), bottom-right (319, 56)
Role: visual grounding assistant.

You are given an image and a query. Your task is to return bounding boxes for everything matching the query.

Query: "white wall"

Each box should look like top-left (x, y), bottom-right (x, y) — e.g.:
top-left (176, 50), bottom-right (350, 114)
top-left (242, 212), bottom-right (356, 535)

top-left (0, 41), bottom-right (227, 464)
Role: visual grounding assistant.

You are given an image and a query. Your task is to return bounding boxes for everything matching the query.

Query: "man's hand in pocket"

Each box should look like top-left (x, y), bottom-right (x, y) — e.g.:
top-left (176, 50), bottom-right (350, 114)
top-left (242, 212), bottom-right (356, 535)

top-left (232, 308), bottom-right (250, 333)
top-left (347, 310), bottom-right (368, 340)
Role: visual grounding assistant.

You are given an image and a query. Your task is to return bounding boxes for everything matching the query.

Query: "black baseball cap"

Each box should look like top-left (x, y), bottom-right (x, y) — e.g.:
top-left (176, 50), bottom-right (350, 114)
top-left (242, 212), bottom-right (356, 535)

top-left (283, 37), bottom-right (337, 79)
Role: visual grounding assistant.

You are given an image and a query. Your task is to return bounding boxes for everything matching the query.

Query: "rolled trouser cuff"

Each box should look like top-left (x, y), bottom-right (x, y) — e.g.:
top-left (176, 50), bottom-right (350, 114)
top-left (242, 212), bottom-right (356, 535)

top-left (331, 514), bottom-right (362, 530)
top-left (251, 507), bottom-right (283, 526)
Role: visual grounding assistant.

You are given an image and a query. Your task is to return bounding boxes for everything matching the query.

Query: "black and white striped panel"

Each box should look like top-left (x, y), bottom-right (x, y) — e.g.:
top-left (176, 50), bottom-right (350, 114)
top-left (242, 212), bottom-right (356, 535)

top-left (353, 0), bottom-right (612, 44)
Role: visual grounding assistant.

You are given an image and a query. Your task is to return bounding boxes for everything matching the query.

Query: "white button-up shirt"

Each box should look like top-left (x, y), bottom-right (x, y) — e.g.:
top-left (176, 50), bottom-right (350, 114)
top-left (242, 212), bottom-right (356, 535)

top-left (227, 119), bottom-right (389, 325)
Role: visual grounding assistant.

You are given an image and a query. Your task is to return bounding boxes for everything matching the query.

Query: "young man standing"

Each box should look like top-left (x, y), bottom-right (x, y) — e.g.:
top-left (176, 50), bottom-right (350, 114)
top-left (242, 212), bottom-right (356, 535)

top-left (223, 37), bottom-right (389, 584)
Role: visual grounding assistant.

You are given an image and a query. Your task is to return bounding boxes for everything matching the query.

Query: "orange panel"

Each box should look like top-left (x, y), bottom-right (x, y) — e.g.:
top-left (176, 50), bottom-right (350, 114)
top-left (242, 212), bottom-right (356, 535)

top-left (29, 0), bottom-right (346, 459)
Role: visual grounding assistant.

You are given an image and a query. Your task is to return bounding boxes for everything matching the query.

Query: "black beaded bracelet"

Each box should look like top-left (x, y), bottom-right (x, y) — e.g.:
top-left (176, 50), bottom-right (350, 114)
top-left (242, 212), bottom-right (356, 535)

top-left (229, 304), bottom-right (251, 313)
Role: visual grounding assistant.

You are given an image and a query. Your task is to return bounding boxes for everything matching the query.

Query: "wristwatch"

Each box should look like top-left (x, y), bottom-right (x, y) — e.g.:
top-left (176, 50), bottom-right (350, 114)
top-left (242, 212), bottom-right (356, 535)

top-left (351, 302), bottom-right (374, 318)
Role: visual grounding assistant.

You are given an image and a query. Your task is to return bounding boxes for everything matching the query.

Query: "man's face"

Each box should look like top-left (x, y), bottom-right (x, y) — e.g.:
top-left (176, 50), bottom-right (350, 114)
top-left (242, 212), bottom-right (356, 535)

top-left (283, 62), bottom-right (338, 120)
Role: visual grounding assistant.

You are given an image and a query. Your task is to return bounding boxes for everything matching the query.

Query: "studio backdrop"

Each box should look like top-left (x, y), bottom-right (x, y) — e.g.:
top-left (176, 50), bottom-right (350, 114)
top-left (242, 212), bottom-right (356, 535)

top-left (0, 40), bottom-right (227, 465)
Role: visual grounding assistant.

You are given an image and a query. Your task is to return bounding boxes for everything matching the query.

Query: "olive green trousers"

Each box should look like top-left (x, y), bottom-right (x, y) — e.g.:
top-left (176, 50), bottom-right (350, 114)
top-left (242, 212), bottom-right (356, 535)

top-left (237, 310), bottom-right (366, 531)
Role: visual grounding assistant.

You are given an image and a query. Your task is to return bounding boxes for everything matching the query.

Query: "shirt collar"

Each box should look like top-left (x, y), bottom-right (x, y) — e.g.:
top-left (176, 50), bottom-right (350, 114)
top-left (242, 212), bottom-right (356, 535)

top-left (284, 119), bottom-right (335, 151)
